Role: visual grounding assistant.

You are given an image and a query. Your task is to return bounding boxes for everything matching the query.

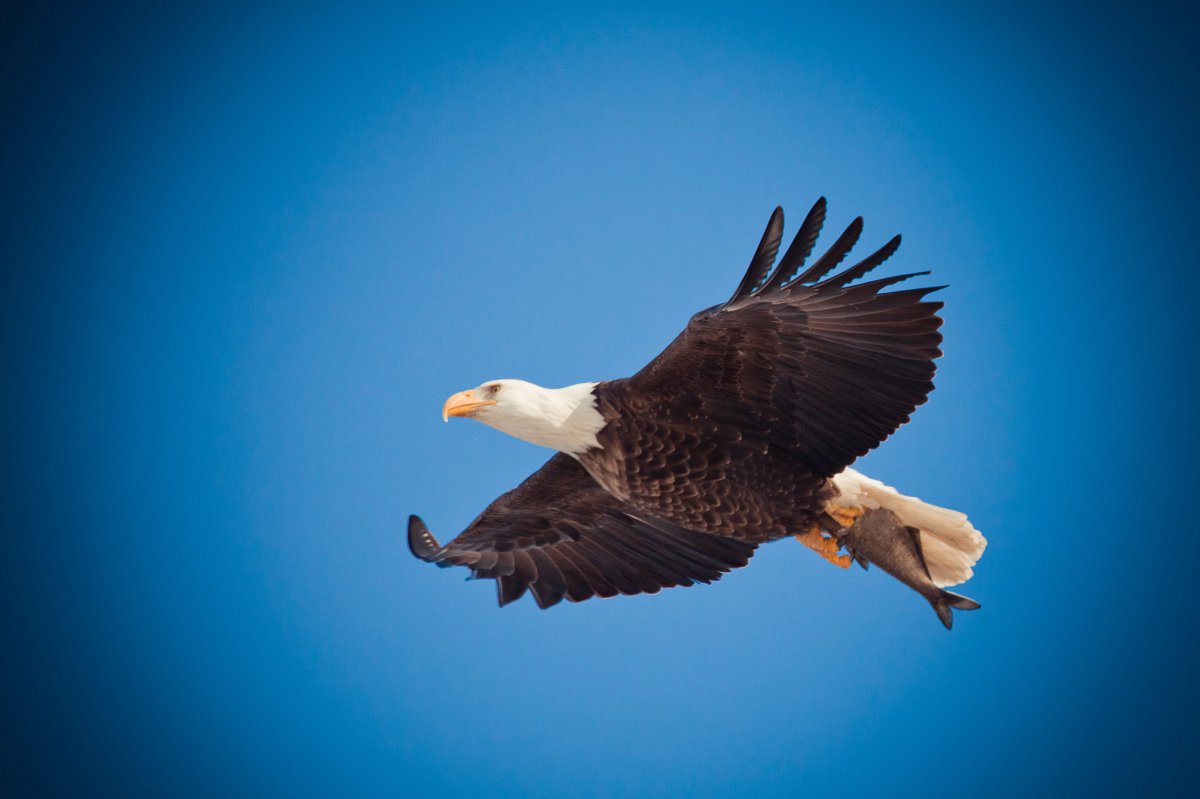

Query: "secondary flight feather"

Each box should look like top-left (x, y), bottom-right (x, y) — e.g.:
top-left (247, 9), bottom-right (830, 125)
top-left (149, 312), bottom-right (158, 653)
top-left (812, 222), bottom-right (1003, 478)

top-left (408, 198), bottom-right (986, 628)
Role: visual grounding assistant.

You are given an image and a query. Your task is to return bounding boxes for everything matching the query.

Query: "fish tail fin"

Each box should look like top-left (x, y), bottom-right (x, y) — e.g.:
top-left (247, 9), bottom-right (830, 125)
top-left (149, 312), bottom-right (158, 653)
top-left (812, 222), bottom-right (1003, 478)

top-left (929, 589), bottom-right (982, 629)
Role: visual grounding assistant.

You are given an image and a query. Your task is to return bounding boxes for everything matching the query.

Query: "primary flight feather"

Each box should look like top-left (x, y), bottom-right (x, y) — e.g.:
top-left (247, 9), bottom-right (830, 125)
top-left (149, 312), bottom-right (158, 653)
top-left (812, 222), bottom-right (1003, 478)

top-left (408, 198), bottom-right (986, 628)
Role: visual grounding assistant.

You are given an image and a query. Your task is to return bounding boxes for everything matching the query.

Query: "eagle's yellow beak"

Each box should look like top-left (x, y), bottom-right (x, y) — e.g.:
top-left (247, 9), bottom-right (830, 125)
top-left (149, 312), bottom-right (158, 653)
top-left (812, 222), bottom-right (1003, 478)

top-left (442, 389), bottom-right (497, 422)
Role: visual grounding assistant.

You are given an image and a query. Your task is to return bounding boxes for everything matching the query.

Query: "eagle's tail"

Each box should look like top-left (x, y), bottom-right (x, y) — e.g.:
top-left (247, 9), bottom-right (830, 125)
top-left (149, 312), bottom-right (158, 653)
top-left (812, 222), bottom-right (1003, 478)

top-left (829, 468), bottom-right (987, 588)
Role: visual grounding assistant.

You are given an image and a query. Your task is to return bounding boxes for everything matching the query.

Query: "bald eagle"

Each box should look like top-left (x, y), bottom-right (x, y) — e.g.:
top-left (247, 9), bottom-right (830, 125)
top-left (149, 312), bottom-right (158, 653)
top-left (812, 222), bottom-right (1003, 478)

top-left (408, 199), bottom-right (986, 628)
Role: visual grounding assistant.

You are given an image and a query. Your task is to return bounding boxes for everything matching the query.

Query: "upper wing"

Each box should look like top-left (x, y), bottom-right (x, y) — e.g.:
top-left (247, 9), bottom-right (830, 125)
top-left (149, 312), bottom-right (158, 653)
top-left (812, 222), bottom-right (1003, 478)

top-left (408, 453), bottom-right (756, 608)
top-left (625, 197), bottom-right (944, 478)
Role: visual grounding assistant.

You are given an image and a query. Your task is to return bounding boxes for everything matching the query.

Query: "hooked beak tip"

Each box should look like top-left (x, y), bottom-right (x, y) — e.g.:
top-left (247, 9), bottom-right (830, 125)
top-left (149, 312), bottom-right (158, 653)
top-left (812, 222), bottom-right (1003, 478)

top-left (443, 389), bottom-right (495, 421)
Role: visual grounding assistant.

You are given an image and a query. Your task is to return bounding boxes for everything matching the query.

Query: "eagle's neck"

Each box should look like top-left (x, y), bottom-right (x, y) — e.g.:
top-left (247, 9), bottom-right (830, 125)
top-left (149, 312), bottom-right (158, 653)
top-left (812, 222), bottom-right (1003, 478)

top-left (490, 381), bottom-right (605, 456)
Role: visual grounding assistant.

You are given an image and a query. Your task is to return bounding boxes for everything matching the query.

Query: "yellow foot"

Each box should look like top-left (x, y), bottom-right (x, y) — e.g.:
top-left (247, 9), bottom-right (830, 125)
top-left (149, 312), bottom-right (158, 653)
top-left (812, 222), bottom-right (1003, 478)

top-left (828, 505), bottom-right (866, 530)
top-left (794, 525), bottom-right (852, 569)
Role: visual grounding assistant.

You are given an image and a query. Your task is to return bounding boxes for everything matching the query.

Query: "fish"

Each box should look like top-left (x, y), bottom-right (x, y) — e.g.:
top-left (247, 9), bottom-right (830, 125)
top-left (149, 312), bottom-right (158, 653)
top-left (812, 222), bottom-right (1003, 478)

top-left (834, 508), bottom-right (981, 629)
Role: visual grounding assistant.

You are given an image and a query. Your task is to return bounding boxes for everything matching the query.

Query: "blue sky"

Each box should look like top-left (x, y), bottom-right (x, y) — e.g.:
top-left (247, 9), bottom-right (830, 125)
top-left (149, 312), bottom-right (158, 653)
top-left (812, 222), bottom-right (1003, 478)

top-left (5, 2), bottom-right (1198, 796)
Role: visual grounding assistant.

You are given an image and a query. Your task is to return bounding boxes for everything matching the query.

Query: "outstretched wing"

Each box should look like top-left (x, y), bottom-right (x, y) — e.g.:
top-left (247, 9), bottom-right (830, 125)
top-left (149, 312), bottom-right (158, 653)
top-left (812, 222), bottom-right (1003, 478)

top-left (408, 453), bottom-right (756, 609)
top-left (625, 197), bottom-right (944, 478)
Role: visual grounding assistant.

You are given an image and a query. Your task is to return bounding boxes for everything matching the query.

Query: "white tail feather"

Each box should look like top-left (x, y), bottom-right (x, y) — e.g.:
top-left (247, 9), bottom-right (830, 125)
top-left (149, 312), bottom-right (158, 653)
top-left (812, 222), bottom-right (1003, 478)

top-left (830, 468), bottom-right (986, 587)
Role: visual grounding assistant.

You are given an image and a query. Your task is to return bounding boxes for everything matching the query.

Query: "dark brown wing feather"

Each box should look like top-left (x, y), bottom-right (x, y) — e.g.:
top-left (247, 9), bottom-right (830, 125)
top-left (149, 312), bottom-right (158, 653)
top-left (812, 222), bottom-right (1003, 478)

top-left (580, 200), bottom-right (944, 541)
top-left (408, 453), bottom-right (756, 608)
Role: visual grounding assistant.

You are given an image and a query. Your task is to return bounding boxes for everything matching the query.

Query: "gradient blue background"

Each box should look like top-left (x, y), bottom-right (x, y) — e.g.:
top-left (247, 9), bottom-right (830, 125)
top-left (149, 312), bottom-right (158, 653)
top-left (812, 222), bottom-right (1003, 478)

top-left (5, 2), bottom-right (1198, 796)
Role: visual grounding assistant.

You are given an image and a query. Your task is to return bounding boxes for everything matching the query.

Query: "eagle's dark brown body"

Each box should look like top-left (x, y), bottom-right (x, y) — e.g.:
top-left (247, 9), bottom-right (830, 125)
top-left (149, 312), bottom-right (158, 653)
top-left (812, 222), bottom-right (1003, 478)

top-left (582, 382), bottom-right (838, 542)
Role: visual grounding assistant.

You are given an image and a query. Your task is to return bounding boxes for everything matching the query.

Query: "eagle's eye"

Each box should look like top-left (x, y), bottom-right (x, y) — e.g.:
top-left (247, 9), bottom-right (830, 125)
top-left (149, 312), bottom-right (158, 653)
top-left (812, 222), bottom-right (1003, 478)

top-left (488, 384), bottom-right (501, 394)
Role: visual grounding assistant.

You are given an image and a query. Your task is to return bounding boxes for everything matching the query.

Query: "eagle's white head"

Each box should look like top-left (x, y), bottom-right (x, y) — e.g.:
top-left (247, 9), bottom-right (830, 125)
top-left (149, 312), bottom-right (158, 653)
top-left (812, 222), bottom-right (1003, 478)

top-left (442, 378), bottom-right (604, 455)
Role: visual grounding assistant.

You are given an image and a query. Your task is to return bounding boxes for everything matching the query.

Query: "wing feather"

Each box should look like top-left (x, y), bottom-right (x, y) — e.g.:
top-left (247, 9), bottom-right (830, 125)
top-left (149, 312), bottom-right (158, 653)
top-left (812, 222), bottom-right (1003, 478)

top-left (814, 234), bottom-right (902, 290)
top-left (788, 215), bottom-right (864, 286)
top-left (587, 202), bottom-right (946, 536)
top-left (726, 206), bottom-right (784, 305)
top-left (408, 454), bottom-right (756, 607)
top-left (758, 197), bottom-right (827, 295)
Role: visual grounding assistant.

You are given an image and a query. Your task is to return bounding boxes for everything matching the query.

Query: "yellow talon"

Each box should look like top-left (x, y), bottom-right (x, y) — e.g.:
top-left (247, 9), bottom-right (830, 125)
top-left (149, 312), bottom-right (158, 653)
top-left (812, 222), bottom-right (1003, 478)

top-left (794, 525), bottom-right (852, 569)
top-left (828, 505), bottom-right (865, 530)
